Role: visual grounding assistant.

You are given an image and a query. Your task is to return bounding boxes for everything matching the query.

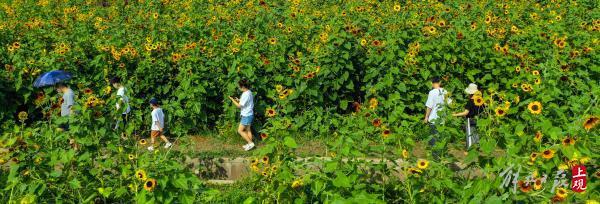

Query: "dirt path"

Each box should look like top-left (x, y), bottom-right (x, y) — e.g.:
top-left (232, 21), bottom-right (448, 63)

top-left (184, 135), bottom-right (328, 157)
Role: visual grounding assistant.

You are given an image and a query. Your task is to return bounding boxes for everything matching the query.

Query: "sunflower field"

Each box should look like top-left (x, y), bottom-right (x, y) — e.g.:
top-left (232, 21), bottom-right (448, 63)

top-left (1, 0), bottom-right (599, 203)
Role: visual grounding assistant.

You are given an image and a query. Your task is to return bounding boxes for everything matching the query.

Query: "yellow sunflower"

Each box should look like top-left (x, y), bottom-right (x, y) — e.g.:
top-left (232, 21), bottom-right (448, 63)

top-left (372, 118), bottom-right (382, 127)
top-left (393, 4), bottom-right (401, 12)
top-left (268, 37), bottom-right (277, 45)
top-left (472, 95), bottom-right (485, 106)
top-left (408, 167), bottom-right (422, 174)
top-left (144, 178), bottom-right (157, 191)
top-left (533, 178), bottom-right (542, 190)
top-left (521, 83), bottom-right (532, 92)
top-left (261, 156), bottom-right (269, 164)
top-left (528, 101), bottom-right (542, 115)
top-left (556, 187), bottom-right (568, 198)
top-left (278, 93), bottom-right (288, 100)
top-left (382, 129), bottom-right (391, 138)
top-left (83, 88), bottom-right (93, 95)
top-left (552, 195), bottom-right (565, 202)
top-left (534, 131), bottom-right (542, 143)
top-left (135, 169), bottom-right (147, 181)
top-left (250, 164), bottom-right (259, 172)
top-left (518, 180), bottom-right (532, 193)
top-left (534, 78), bottom-right (541, 85)
top-left (541, 149), bottom-right (554, 159)
top-left (417, 159), bottom-right (429, 169)
top-left (128, 154), bottom-right (135, 160)
top-left (532, 70), bottom-right (540, 76)
top-left (139, 139), bottom-right (147, 145)
top-left (265, 108), bottom-right (277, 117)
top-left (495, 107), bottom-right (507, 117)
top-left (103, 86), bottom-right (112, 94)
top-left (579, 157), bottom-right (590, 164)
top-left (369, 97), bottom-right (378, 109)
top-left (530, 152), bottom-right (538, 162)
top-left (562, 137), bottom-right (575, 146)
top-left (402, 149), bottom-right (409, 159)
top-left (583, 116), bottom-right (599, 131)
top-left (291, 179), bottom-right (303, 188)
top-left (437, 20), bottom-right (446, 27)
top-left (275, 85), bottom-right (283, 93)
top-left (18, 111), bottom-right (28, 121)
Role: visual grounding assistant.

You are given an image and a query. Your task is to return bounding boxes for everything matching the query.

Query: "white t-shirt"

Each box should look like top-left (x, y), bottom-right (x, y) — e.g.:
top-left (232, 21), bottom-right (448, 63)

top-left (116, 87), bottom-right (131, 114)
top-left (61, 88), bottom-right (75, 117)
top-left (239, 90), bottom-right (254, 117)
top-left (425, 88), bottom-right (448, 123)
top-left (151, 108), bottom-right (164, 131)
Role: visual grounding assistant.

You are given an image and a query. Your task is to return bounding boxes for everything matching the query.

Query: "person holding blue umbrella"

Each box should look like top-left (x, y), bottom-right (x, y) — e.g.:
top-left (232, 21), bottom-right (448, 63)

top-left (34, 70), bottom-right (75, 130)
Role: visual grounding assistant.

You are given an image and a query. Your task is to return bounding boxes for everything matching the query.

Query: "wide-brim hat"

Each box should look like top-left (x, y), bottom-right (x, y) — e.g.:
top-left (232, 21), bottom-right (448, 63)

top-left (464, 83), bottom-right (478, 94)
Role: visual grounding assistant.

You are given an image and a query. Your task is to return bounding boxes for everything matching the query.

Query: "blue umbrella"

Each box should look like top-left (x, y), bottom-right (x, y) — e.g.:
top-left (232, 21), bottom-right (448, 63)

top-left (33, 70), bottom-right (73, 88)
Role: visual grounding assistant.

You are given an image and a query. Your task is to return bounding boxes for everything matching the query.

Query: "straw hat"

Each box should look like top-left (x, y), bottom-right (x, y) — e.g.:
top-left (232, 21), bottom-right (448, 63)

top-left (464, 83), bottom-right (478, 94)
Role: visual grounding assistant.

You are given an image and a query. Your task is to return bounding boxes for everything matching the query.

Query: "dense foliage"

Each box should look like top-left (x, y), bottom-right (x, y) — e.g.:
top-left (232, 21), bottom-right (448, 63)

top-left (1, 0), bottom-right (599, 203)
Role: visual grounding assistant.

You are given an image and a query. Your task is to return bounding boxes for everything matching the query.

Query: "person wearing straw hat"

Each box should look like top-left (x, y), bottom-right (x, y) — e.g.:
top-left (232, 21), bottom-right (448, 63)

top-left (452, 83), bottom-right (485, 149)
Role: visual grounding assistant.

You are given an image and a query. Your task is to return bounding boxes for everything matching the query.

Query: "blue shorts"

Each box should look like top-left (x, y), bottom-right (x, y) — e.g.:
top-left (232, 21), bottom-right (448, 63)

top-left (240, 115), bottom-right (254, 126)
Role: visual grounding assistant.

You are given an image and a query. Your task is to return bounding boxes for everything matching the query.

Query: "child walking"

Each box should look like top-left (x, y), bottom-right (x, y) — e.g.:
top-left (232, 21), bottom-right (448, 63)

top-left (228, 79), bottom-right (255, 151)
top-left (110, 77), bottom-right (131, 130)
top-left (148, 98), bottom-right (172, 151)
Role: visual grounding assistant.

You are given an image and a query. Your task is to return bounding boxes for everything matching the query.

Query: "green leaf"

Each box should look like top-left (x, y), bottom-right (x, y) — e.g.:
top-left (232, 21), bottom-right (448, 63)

top-left (98, 187), bottom-right (112, 198)
top-left (283, 137), bottom-right (297, 148)
top-left (69, 178), bottom-right (81, 189)
top-left (243, 197), bottom-right (256, 204)
top-left (480, 138), bottom-right (496, 155)
top-left (324, 161), bottom-right (338, 173)
top-left (340, 100), bottom-right (348, 110)
top-left (172, 176), bottom-right (188, 189)
top-left (332, 172), bottom-right (351, 188)
top-left (421, 69), bottom-right (430, 80)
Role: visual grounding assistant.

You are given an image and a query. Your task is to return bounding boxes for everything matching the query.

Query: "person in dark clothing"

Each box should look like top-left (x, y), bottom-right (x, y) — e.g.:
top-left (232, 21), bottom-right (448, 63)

top-left (452, 83), bottom-right (485, 149)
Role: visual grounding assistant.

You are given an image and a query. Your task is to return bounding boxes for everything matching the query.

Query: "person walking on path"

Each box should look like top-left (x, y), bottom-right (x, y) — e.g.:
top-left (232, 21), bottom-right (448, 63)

top-left (110, 77), bottom-right (131, 130)
top-left (148, 98), bottom-right (172, 151)
top-left (424, 77), bottom-right (451, 147)
top-left (228, 79), bottom-right (255, 151)
top-left (452, 83), bottom-right (485, 149)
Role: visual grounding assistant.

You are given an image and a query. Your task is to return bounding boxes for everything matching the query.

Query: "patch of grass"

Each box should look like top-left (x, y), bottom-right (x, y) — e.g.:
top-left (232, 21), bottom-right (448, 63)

top-left (200, 177), bottom-right (258, 203)
top-left (180, 133), bottom-right (329, 158)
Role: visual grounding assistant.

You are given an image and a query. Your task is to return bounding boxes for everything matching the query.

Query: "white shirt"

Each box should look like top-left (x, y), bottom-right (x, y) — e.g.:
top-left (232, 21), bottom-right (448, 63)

top-left (425, 88), bottom-right (448, 123)
top-left (116, 87), bottom-right (131, 114)
top-left (61, 88), bottom-right (75, 117)
top-left (239, 90), bottom-right (254, 116)
top-left (151, 108), bottom-right (164, 131)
